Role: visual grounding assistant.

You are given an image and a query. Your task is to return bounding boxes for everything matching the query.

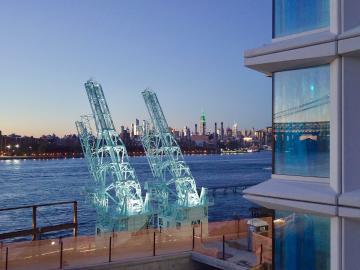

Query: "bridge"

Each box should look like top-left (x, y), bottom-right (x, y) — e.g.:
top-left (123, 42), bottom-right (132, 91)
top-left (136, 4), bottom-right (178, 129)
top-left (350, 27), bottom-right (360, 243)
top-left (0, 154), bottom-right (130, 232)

top-left (274, 94), bottom-right (329, 120)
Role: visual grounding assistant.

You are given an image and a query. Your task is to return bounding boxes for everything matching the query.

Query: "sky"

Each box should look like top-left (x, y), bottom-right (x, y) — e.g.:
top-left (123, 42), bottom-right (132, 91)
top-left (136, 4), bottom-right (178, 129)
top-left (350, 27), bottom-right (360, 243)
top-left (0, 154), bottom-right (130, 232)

top-left (0, 0), bottom-right (272, 137)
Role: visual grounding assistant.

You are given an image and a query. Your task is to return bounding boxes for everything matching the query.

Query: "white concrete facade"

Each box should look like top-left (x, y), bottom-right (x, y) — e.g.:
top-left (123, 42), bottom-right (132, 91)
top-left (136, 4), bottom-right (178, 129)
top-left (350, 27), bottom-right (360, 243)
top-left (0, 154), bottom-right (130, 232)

top-left (243, 1), bottom-right (360, 269)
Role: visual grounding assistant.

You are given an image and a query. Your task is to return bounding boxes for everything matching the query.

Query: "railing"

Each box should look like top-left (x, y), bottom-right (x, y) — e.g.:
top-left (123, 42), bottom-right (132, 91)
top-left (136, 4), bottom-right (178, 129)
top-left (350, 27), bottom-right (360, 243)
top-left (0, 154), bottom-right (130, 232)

top-left (253, 233), bottom-right (272, 266)
top-left (0, 201), bottom-right (78, 241)
top-left (0, 217), bottom-right (272, 270)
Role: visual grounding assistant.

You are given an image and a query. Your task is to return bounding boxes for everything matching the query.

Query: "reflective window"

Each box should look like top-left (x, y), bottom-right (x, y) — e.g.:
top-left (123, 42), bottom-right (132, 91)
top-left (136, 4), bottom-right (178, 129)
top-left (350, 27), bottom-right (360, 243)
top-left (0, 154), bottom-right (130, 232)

top-left (273, 65), bottom-right (330, 177)
top-left (274, 0), bottom-right (330, 38)
top-left (275, 211), bottom-right (330, 270)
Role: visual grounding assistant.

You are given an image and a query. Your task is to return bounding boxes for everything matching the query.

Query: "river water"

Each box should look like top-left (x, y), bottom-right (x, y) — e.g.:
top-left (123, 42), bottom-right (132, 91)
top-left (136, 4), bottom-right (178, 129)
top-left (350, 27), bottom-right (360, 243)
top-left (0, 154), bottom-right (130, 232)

top-left (0, 152), bottom-right (271, 240)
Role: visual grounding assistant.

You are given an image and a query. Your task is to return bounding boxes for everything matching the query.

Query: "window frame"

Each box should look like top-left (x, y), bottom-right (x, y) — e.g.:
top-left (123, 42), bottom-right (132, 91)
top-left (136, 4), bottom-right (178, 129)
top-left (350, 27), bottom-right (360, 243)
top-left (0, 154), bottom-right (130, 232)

top-left (271, 64), bottom-right (331, 179)
top-left (272, 0), bottom-right (331, 39)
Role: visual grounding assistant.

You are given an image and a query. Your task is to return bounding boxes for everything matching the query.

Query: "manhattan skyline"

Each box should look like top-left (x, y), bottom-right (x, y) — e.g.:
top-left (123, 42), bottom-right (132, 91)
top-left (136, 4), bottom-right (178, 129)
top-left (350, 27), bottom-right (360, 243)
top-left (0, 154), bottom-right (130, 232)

top-left (0, 0), bottom-right (272, 137)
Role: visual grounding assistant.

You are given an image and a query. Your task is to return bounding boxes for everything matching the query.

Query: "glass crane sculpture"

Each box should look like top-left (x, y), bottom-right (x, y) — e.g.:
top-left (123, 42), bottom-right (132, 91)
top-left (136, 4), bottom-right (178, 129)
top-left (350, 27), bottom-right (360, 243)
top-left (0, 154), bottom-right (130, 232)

top-left (141, 89), bottom-right (209, 228)
top-left (76, 80), bottom-right (149, 233)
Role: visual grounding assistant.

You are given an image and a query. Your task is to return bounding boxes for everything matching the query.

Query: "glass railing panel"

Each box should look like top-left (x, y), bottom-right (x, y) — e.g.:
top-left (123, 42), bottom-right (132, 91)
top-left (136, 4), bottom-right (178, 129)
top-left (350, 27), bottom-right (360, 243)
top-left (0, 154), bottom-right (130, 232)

top-left (61, 235), bottom-right (103, 268)
top-left (0, 218), bottom-right (274, 269)
top-left (111, 229), bottom-right (153, 261)
top-left (195, 217), bottom-right (273, 268)
top-left (2, 239), bottom-right (59, 270)
top-left (156, 226), bottom-right (193, 256)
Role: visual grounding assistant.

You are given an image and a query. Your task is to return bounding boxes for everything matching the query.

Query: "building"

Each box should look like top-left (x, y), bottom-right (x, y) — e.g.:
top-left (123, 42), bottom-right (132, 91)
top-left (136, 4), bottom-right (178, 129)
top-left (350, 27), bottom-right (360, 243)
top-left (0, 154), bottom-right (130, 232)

top-left (244, 1), bottom-right (360, 269)
top-left (232, 122), bottom-right (238, 138)
top-left (200, 112), bottom-right (206, 135)
top-left (265, 126), bottom-right (272, 147)
top-left (172, 128), bottom-right (180, 140)
top-left (134, 118), bottom-right (140, 136)
top-left (214, 122), bottom-right (218, 140)
top-left (131, 123), bottom-right (135, 138)
top-left (190, 134), bottom-right (209, 147)
top-left (254, 129), bottom-right (265, 146)
top-left (220, 122), bottom-right (224, 140)
top-left (0, 130), bottom-right (2, 154)
top-left (225, 127), bottom-right (232, 138)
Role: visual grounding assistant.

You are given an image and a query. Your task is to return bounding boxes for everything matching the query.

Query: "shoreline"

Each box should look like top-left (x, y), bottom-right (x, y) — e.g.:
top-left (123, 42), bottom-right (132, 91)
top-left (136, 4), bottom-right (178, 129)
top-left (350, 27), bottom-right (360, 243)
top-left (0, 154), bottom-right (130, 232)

top-left (0, 151), bottom-right (269, 161)
top-left (0, 155), bottom-right (83, 160)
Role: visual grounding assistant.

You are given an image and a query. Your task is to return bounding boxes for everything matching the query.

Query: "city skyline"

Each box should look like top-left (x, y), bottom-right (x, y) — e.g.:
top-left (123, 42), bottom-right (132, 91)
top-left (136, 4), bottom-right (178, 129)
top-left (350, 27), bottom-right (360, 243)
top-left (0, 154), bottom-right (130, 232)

top-left (0, 112), bottom-right (271, 138)
top-left (0, 115), bottom-right (273, 157)
top-left (0, 0), bottom-right (271, 137)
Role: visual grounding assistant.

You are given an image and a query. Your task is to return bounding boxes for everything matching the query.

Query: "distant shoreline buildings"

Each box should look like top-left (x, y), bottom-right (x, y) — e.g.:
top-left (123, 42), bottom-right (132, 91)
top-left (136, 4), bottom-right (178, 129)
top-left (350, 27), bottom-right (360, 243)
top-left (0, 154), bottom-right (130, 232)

top-left (0, 113), bottom-right (272, 157)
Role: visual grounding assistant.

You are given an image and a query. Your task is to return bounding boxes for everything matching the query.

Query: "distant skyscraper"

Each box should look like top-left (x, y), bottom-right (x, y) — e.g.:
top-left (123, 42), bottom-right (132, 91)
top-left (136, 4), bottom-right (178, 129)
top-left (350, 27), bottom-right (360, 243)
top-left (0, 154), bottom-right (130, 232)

top-left (195, 124), bottom-right (198, 135)
top-left (131, 123), bottom-right (135, 137)
top-left (226, 127), bottom-right (232, 138)
top-left (142, 120), bottom-right (146, 134)
top-left (134, 118), bottom-right (140, 136)
top-left (200, 112), bottom-right (206, 135)
top-left (221, 122), bottom-right (224, 139)
top-left (232, 123), bottom-right (238, 137)
top-left (183, 126), bottom-right (189, 137)
top-left (0, 130), bottom-right (2, 153)
top-left (214, 122), bottom-right (218, 139)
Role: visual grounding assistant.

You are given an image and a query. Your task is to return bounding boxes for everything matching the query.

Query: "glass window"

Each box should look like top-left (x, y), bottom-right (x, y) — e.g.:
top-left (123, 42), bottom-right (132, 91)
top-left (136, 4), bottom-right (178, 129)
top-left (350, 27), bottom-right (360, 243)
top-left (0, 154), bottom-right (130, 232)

top-left (273, 65), bottom-right (330, 177)
top-left (274, 0), bottom-right (330, 38)
top-left (275, 211), bottom-right (330, 270)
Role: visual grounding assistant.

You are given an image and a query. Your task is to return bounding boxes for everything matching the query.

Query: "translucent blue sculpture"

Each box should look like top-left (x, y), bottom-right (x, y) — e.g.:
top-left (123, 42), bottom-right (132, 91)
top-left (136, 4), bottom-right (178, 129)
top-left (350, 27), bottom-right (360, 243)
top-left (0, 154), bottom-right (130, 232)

top-left (141, 89), bottom-right (209, 228)
top-left (76, 80), bottom-right (149, 233)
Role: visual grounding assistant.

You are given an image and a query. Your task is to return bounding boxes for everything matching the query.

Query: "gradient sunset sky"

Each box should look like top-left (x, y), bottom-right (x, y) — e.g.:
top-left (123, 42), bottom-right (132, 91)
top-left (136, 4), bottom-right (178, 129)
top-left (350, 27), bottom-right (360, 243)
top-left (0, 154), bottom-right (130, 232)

top-left (0, 0), bottom-right (272, 137)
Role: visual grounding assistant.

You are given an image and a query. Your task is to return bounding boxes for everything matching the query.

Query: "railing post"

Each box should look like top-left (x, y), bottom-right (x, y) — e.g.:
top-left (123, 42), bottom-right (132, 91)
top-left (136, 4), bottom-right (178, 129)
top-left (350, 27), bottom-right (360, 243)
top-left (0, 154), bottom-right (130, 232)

top-left (200, 222), bottom-right (203, 242)
top-left (153, 231), bottom-right (156, 256)
top-left (222, 235), bottom-right (225, 260)
top-left (109, 237), bottom-right (112, 262)
top-left (192, 227), bottom-right (195, 250)
top-left (32, 205), bottom-right (37, 240)
top-left (5, 247), bottom-right (8, 270)
top-left (59, 238), bottom-right (63, 269)
top-left (237, 219), bottom-right (240, 238)
top-left (73, 201), bottom-right (78, 237)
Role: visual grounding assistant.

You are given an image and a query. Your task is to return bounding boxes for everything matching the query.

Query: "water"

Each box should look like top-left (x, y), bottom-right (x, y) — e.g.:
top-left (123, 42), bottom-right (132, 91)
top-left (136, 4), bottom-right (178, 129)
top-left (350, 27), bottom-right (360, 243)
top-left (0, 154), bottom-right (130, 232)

top-left (0, 152), bottom-right (271, 240)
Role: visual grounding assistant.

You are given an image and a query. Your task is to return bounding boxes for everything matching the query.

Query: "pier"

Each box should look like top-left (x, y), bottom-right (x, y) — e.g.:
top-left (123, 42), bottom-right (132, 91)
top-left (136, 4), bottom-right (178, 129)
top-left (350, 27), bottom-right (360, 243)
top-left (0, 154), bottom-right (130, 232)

top-left (198, 183), bottom-right (257, 196)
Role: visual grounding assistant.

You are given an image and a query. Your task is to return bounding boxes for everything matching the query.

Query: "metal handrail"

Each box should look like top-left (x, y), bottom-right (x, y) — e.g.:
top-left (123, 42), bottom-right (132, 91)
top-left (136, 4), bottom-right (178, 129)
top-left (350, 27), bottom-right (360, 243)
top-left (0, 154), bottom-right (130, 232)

top-left (0, 201), bottom-right (78, 241)
top-left (0, 200), bottom-right (77, 212)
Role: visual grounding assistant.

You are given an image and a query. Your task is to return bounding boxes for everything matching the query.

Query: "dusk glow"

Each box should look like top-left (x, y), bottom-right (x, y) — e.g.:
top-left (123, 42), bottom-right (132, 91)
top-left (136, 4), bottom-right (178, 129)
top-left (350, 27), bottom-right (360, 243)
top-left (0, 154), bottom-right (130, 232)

top-left (0, 0), bottom-right (271, 137)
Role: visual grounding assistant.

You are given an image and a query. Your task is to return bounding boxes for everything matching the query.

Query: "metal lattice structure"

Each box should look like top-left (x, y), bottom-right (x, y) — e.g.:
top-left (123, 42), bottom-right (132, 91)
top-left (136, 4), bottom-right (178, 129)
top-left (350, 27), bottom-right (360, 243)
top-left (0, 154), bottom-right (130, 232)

top-left (76, 80), bottom-right (148, 232)
top-left (141, 89), bottom-right (207, 209)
